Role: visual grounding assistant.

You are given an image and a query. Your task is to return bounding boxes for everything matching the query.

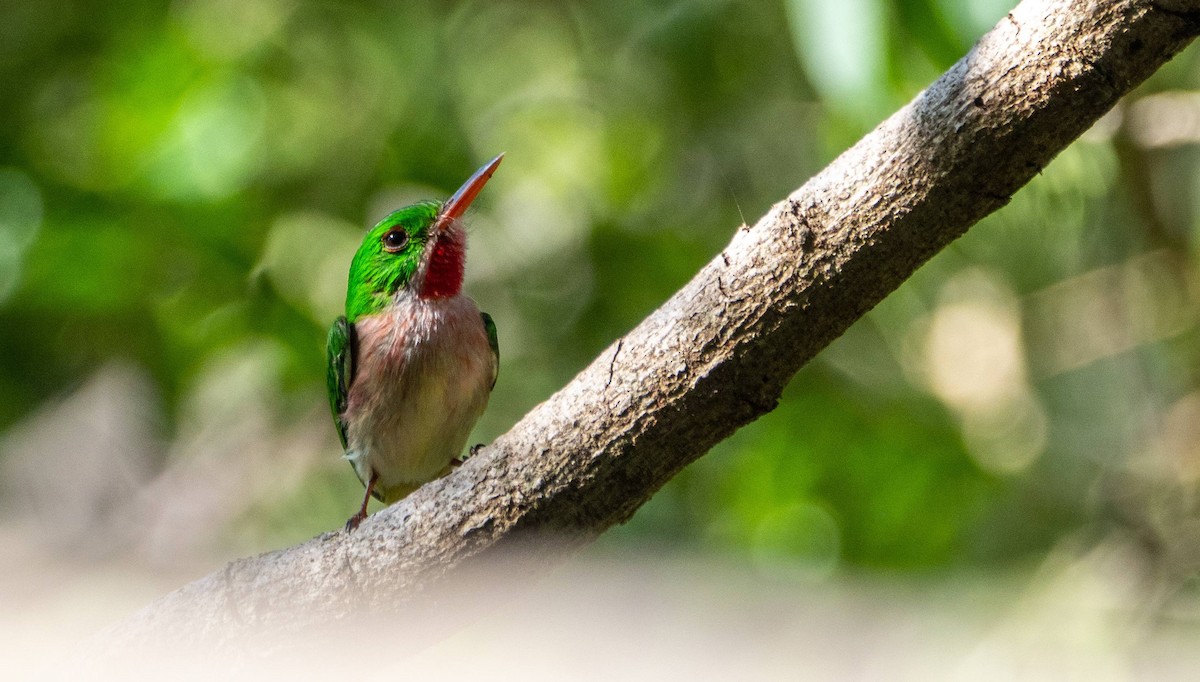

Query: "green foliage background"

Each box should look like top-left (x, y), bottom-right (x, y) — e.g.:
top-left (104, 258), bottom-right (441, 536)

top-left (2, 0), bottom-right (1199, 592)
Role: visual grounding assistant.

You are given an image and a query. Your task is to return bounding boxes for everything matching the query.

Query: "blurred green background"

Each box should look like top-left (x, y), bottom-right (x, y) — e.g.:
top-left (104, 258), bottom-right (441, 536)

top-left (3, 0), bottom-right (1200, 633)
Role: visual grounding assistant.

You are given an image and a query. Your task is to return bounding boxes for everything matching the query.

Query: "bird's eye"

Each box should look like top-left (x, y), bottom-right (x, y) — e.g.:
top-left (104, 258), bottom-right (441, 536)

top-left (382, 229), bottom-right (409, 252)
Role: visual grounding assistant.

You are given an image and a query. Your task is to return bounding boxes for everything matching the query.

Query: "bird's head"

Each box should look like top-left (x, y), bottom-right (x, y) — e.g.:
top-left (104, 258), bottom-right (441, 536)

top-left (345, 154), bottom-right (503, 322)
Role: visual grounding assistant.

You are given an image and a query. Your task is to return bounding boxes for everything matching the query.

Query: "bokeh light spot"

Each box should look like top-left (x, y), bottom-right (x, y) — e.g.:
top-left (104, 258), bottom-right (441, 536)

top-left (0, 168), bottom-right (44, 304)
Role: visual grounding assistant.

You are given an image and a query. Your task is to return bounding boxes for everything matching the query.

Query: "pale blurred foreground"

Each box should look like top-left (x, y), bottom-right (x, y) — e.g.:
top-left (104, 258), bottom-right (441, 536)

top-left (2, 353), bottom-right (1200, 679)
top-left (3, 524), bottom-right (1200, 681)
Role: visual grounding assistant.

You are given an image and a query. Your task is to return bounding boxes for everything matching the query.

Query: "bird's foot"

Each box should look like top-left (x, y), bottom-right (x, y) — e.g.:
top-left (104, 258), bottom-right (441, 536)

top-left (345, 471), bottom-right (378, 532)
top-left (344, 511), bottom-right (367, 532)
top-left (450, 444), bottom-right (486, 470)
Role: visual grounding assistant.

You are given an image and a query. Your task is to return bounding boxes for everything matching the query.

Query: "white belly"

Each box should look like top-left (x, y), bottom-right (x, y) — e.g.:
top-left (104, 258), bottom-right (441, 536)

top-left (345, 295), bottom-right (495, 502)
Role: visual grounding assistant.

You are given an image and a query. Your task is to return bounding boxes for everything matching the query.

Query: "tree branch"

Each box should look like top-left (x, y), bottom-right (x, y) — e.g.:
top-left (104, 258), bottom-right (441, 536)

top-left (93, 0), bottom-right (1200, 656)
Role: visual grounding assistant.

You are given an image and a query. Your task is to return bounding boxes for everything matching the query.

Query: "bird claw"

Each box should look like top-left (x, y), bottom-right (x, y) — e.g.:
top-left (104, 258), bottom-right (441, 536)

top-left (449, 444), bottom-right (485, 470)
top-left (344, 471), bottom-right (377, 532)
top-left (344, 511), bottom-right (367, 532)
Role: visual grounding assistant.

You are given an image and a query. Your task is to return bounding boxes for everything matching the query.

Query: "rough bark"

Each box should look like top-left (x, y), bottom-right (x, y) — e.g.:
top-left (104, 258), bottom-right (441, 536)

top-left (91, 0), bottom-right (1200, 657)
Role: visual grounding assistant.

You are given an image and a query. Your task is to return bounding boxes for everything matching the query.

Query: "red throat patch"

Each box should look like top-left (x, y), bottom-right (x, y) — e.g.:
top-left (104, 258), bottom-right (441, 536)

top-left (421, 231), bottom-right (465, 299)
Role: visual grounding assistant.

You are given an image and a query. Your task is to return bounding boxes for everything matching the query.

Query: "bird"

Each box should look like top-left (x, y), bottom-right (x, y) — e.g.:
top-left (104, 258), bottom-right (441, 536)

top-left (326, 154), bottom-right (502, 531)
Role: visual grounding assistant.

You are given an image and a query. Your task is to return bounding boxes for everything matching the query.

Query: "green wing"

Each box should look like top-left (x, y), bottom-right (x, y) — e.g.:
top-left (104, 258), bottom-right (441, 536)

top-left (325, 316), bottom-right (357, 450)
top-left (481, 311), bottom-right (499, 389)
